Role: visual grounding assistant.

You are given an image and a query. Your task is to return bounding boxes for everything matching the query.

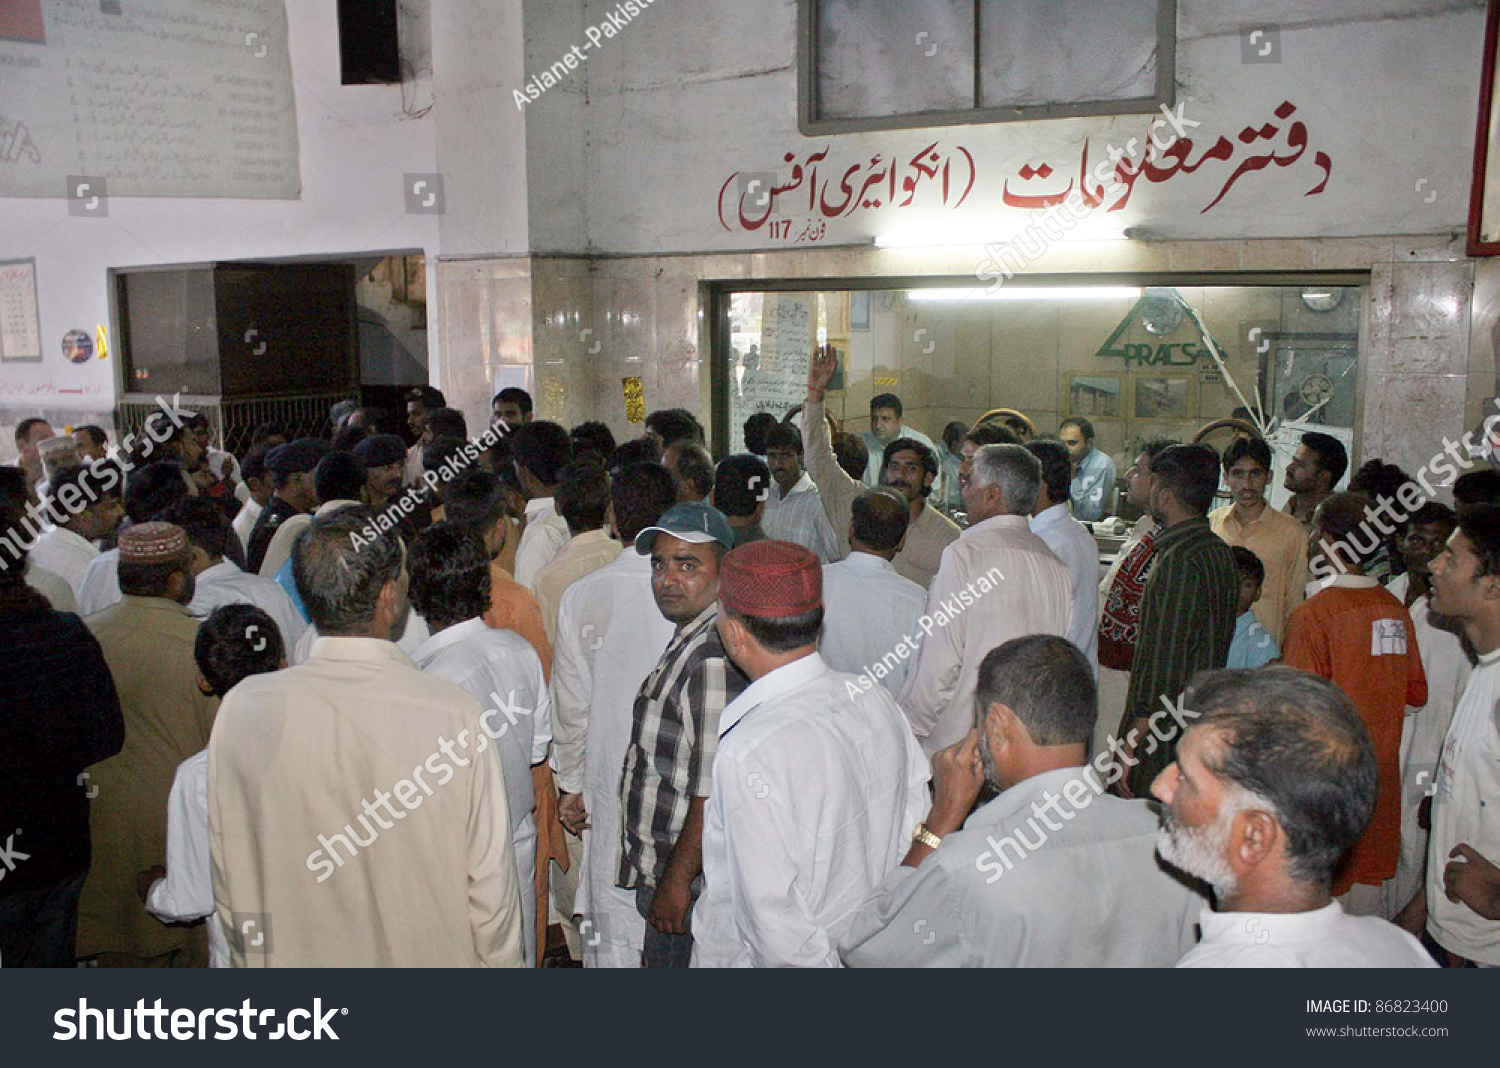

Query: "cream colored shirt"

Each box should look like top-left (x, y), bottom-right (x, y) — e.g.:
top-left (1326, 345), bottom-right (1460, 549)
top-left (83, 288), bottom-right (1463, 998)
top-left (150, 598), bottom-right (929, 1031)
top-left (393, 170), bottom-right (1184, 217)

top-left (532, 528), bottom-right (621, 643)
top-left (1209, 501), bottom-right (1308, 645)
top-left (899, 514), bottom-right (1074, 754)
top-left (209, 636), bottom-right (525, 967)
top-left (801, 397), bottom-right (958, 588)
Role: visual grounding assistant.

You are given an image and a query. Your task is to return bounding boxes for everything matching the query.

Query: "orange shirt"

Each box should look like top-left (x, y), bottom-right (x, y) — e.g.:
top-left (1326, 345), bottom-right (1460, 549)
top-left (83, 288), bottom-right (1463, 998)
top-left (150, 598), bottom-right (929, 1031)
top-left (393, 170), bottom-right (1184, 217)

top-left (485, 557), bottom-right (553, 682)
top-left (1282, 576), bottom-right (1427, 893)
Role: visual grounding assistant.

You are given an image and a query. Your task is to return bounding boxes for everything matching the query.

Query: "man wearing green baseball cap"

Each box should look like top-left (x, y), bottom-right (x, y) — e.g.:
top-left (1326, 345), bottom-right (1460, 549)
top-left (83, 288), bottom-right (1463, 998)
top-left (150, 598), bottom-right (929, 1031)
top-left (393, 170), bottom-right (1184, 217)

top-left (617, 501), bottom-right (747, 967)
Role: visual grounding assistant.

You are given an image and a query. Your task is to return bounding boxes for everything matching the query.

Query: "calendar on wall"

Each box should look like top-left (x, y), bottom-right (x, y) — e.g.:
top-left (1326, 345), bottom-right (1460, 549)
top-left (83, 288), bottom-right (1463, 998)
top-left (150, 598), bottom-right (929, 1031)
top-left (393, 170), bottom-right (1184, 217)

top-left (0, 259), bottom-right (42, 363)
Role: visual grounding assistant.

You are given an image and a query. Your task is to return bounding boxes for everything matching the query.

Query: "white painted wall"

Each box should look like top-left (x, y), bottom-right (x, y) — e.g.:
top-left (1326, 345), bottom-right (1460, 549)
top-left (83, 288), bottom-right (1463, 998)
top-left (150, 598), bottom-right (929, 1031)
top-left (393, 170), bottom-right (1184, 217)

top-left (576, 0), bottom-right (1484, 253)
top-left (0, 0), bottom-right (439, 421)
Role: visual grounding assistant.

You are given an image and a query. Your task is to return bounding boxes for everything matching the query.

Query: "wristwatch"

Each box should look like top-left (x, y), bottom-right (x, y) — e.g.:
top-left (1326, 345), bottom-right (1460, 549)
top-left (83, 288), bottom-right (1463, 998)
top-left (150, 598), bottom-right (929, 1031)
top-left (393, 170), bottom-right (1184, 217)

top-left (912, 823), bottom-right (943, 850)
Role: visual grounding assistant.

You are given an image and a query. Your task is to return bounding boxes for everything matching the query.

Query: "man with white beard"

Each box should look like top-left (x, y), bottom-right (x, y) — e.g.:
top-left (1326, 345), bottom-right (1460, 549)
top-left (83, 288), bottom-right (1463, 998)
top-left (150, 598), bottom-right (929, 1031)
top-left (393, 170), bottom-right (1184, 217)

top-left (1151, 666), bottom-right (1435, 968)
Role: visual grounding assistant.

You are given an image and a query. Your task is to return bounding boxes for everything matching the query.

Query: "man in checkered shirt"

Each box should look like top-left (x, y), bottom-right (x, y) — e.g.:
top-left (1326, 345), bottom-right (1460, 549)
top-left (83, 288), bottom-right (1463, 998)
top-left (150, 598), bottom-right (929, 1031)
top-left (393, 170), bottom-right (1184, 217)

top-left (616, 501), bottom-right (747, 967)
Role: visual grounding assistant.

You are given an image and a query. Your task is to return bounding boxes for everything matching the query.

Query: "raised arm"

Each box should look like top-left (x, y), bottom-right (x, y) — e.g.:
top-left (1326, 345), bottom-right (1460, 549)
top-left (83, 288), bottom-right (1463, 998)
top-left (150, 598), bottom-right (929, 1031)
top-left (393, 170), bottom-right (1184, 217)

top-left (802, 346), bottom-right (861, 530)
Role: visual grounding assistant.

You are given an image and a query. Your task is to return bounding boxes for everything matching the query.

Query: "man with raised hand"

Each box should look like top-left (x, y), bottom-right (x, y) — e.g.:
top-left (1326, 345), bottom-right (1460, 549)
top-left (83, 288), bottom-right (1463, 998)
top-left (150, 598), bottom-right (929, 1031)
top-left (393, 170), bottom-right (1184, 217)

top-left (803, 346), bottom-right (957, 586)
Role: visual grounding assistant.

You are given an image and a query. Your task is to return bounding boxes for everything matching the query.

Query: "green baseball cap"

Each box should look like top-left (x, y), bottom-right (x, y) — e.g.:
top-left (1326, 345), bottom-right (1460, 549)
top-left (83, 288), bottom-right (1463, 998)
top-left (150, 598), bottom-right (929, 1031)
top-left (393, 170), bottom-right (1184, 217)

top-left (634, 501), bottom-right (735, 554)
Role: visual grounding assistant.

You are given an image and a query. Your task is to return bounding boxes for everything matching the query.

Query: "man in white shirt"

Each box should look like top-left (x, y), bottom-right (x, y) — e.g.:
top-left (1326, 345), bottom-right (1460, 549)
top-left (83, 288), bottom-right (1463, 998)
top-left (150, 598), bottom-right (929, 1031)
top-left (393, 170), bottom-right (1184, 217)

top-left (511, 421), bottom-right (574, 589)
top-left (861, 392), bottom-right (936, 489)
top-left (552, 463), bottom-right (679, 966)
top-left (1153, 666), bottom-right (1435, 967)
top-left (1425, 506), bottom-right (1500, 964)
top-left (762, 423), bottom-right (840, 563)
top-left (692, 541), bottom-right (930, 967)
top-left (404, 385), bottom-right (447, 488)
top-left (841, 635), bottom-right (1203, 967)
top-left (209, 506), bottom-right (525, 967)
top-left (141, 603), bottom-right (286, 968)
top-left (31, 463), bottom-right (123, 597)
top-left (409, 521), bottom-right (552, 966)
top-left (231, 445), bottom-right (273, 556)
top-left (1026, 440), bottom-right (1101, 676)
top-left (1383, 503), bottom-right (1471, 922)
top-left (900, 444), bottom-right (1074, 755)
top-left (819, 488), bottom-right (926, 695)
top-left (160, 497), bottom-right (307, 656)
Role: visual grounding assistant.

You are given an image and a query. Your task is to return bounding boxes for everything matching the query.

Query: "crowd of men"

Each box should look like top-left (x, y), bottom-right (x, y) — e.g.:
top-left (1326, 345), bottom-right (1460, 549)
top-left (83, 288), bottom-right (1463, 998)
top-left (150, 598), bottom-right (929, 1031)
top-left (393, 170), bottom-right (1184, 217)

top-left (3, 353), bottom-right (1499, 969)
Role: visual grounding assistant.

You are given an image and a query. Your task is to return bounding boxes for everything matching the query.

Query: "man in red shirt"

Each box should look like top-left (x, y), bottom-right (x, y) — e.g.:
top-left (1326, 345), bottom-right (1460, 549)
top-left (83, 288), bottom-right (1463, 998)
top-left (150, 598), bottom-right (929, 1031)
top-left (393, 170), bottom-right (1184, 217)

top-left (1283, 492), bottom-right (1427, 915)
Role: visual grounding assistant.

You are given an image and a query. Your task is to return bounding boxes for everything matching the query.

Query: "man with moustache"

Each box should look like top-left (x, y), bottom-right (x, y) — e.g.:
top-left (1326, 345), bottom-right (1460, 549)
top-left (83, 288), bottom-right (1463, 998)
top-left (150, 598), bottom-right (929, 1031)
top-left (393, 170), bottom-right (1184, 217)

top-left (616, 502), bottom-right (746, 967)
top-left (841, 635), bottom-right (1202, 968)
top-left (1152, 666), bottom-right (1434, 967)
top-left (1424, 505), bottom-right (1500, 964)
top-left (802, 347), bottom-right (958, 586)
top-left (1210, 436), bottom-right (1308, 645)
top-left (1283, 431), bottom-right (1348, 530)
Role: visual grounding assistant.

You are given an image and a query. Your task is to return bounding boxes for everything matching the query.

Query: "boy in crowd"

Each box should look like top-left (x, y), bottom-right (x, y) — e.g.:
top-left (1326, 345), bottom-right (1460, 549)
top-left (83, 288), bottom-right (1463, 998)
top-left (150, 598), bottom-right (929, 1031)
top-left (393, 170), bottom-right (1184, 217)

top-left (1227, 546), bottom-right (1280, 669)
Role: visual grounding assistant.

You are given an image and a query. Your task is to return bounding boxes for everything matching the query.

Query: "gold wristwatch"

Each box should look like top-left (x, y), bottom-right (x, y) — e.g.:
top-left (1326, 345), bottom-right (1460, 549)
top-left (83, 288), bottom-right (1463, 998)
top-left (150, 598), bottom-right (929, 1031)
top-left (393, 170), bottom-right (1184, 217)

top-left (912, 823), bottom-right (943, 850)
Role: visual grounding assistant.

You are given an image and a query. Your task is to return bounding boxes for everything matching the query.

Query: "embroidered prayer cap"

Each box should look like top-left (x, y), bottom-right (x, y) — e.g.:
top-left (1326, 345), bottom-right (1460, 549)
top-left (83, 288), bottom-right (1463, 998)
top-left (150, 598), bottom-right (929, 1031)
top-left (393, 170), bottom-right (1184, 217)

top-left (118, 521), bottom-right (189, 565)
top-left (719, 539), bottom-right (822, 619)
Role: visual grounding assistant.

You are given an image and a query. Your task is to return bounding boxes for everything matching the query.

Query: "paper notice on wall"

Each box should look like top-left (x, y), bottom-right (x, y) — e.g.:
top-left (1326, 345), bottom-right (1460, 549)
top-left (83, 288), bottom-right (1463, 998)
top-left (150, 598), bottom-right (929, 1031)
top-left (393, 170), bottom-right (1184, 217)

top-left (729, 294), bottom-right (813, 451)
top-left (0, 259), bottom-right (41, 362)
top-left (0, 0), bottom-right (300, 198)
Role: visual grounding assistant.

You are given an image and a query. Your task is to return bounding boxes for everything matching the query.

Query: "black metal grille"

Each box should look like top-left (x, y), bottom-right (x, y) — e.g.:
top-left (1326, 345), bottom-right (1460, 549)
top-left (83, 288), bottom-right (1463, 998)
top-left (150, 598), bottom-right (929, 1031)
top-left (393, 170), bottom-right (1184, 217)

top-left (117, 391), bottom-right (356, 457)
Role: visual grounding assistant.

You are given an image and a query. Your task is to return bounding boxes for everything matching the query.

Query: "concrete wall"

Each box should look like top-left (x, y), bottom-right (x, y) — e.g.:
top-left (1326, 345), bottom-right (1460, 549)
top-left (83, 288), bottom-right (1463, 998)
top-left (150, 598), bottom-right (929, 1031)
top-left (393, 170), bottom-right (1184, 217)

top-left (0, 0), bottom-right (440, 454)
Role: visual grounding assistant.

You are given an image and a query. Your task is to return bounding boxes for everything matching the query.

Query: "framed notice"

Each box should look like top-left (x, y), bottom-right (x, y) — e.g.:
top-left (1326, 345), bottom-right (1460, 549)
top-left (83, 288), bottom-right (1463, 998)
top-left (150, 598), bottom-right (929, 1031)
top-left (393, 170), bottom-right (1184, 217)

top-left (0, 259), bottom-right (42, 362)
top-left (1470, 0), bottom-right (1500, 254)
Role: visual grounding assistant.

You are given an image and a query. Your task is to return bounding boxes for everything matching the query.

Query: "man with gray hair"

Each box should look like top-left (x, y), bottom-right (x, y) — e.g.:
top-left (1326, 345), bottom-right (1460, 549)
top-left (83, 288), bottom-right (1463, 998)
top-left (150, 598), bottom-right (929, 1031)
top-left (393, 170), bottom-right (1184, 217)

top-left (209, 507), bottom-right (525, 966)
top-left (842, 635), bottom-right (1203, 967)
top-left (1154, 666), bottom-right (1434, 967)
top-left (899, 444), bottom-right (1073, 754)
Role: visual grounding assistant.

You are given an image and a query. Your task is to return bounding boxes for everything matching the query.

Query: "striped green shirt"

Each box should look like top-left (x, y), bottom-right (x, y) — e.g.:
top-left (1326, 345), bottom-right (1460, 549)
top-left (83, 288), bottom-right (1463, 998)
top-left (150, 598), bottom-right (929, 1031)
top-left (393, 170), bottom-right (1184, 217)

top-left (1121, 517), bottom-right (1238, 791)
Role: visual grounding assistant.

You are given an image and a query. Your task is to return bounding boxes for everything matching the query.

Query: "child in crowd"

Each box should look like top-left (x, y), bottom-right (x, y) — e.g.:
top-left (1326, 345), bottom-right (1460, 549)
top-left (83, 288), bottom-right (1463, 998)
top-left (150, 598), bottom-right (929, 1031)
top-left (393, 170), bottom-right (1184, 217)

top-left (1227, 545), bottom-right (1280, 669)
top-left (138, 604), bottom-right (285, 967)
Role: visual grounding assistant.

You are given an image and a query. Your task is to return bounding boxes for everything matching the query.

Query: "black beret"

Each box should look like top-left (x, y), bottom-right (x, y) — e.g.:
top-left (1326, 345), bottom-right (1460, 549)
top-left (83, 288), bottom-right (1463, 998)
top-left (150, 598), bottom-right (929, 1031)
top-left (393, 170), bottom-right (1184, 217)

top-left (353, 433), bottom-right (408, 468)
top-left (265, 437), bottom-right (332, 474)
